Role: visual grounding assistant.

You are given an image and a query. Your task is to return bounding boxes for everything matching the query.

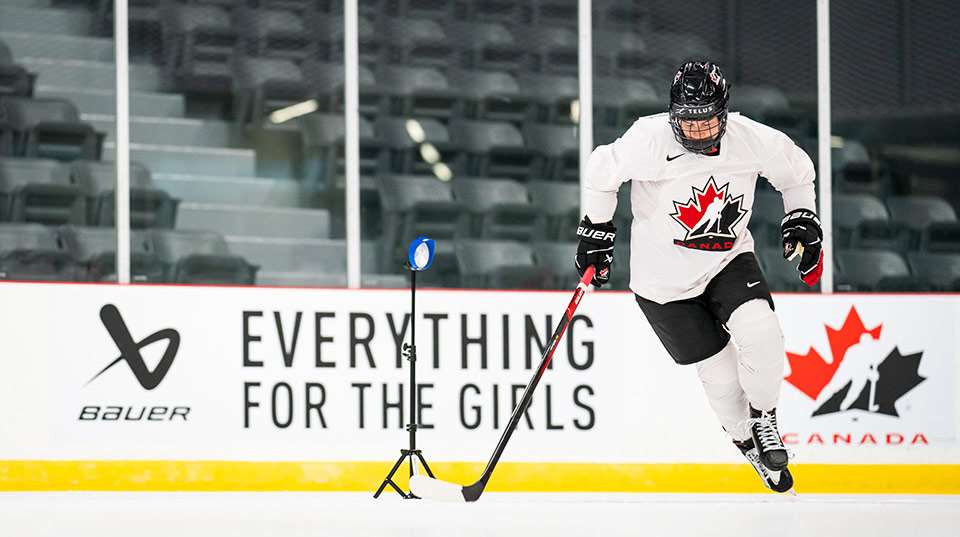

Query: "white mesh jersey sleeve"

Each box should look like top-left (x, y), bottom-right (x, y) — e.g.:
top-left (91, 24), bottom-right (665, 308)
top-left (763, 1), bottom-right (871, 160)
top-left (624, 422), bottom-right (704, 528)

top-left (756, 125), bottom-right (817, 214)
top-left (583, 116), bottom-right (666, 223)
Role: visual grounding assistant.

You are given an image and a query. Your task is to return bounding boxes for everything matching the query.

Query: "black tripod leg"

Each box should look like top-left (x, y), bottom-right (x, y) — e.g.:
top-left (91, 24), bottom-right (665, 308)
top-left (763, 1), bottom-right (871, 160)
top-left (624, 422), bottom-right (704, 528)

top-left (414, 451), bottom-right (435, 478)
top-left (374, 451), bottom-right (408, 498)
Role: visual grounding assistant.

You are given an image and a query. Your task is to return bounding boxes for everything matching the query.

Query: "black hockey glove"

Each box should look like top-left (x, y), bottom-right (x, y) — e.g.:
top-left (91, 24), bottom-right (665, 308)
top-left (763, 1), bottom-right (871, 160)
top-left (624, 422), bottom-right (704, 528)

top-left (781, 208), bottom-right (824, 287)
top-left (576, 216), bottom-right (616, 287)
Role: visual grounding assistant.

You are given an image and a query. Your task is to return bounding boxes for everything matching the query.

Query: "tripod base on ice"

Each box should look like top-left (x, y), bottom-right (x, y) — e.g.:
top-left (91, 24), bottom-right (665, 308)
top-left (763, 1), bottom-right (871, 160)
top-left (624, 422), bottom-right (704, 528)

top-left (374, 441), bottom-right (435, 499)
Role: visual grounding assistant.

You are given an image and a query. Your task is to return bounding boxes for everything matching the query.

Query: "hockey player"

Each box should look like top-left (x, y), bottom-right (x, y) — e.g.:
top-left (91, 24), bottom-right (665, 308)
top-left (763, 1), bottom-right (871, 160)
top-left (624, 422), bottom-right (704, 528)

top-left (575, 61), bottom-right (824, 493)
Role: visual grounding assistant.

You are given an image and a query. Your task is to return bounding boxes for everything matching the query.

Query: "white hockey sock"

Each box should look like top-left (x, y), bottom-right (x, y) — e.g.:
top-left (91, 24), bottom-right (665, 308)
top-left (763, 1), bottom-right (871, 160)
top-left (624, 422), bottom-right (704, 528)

top-left (695, 340), bottom-right (750, 441)
top-left (726, 298), bottom-right (786, 413)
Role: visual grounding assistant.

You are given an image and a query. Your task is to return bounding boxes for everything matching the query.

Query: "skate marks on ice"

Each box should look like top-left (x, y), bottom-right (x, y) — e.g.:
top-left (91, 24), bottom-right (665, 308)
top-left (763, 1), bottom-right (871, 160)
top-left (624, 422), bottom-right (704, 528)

top-left (1, 492), bottom-right (958, 537)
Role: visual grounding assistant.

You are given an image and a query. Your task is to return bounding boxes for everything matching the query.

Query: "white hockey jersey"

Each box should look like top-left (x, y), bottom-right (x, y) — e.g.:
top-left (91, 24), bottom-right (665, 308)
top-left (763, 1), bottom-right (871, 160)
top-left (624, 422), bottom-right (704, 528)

top-left (584, 112), bottom-right (816, 304)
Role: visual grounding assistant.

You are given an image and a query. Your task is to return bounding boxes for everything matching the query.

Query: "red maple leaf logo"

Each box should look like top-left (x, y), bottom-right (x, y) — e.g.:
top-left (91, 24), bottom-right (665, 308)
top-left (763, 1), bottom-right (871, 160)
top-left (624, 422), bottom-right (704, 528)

top-left (785, 306), bottom-right (882, 400)
top-left (671, 177), bottom-right (728, 231)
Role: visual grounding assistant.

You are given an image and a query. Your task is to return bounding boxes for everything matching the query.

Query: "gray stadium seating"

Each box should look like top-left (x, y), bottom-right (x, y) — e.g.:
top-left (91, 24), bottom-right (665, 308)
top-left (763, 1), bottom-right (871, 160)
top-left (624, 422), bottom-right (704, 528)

top-left (161, 3), bottom-right (238, 93)
top-left (595, 30), bottom-right (651, 77)
top-left (887, 195), bottom-right (957, 246)
top-left (232, 56), bottom-right (310, 125)
top-left (908, 252), bottom-right (960, 291)
top-left (381, 66), bottom-right (458, 120)
top-left (836, 249), bottom-right (913, 291)
top-left (451, 177), bottom-right (541, 240)
top-left (449, 119), bottom-right (540, 180)
top-left (451, 22), bottom-right (524, 72)
top-left (381, 18), bottom-right (452, 69)
top-left (0, 97), bottom-right (102, 160)
top-left (377, 174), bottom-right (467, 272)
top-left (595, 77), bottom-right (661, 128)
top-left (177, 203), bottom-right (331, 239)
top-left (530, 0), bottom-right (578, 29)
top-left (517, 73), bottom-right (578, 124)
top-left (153, 174), bottom-right (302, 208)
top-left (303, 60), bottom-right (382, 116)
top-left (0, 39), bottom-right (36, 98)
top-left (832, 193), bottom-right (899, 249)
top-left (377, 116), bottom-right (462, 176)
top-left (527, 180), bottom-right (579, 240)
top-left (71, 160), bottom-right (177, 228)
top-left (450, 69), bottom-right (529, 123)
top-left (0, 157), bottom-right (84, 224)
top-left (750, 191), bottom-right (784, 247)
top-left (0, 222), bottom-right (80, 281)
top-left (534, 240), bottom-right (578, 289)
top-left (519, 26), bottom-right (578, 75)
top-left (152, 229), bottom-right (256, 285)
top-left (464, 1), bottom-right (523, 26)
top-left (238, 8), bottom-right (313, 61)
top-left (523, 123), bottom-right (578, 182)
top-left (299, 113), bottom-right (383, 188)
top-left (455, 239), bottom-right (545, 289)
top-left (58, 225), bottom-right (163, 282)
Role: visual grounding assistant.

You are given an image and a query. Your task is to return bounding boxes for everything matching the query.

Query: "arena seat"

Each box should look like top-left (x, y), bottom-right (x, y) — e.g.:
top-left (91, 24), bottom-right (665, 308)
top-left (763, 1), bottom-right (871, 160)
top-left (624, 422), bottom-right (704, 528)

top-left (887, 195), bottom-right (957, 249)
top-left (58, 225), bottom-right (163, 282)
top-left (380, 66), bottom-right (458, 120)
top-left (455, 239), bottom-right (544, 289)
top-left (152, 229), bottom-right (256, 284)
top-left (451, 177), bottom-right (541, 240)
top-left (518, 26), bottom-right (579, 75)
top-left (451, 22), bottom-right (524, 72)
top-left (0, 97), bottom-right (102, 160)
top-left (523, 123), bottom-right (578, 182)
top-left (238, 8), bottom-right (313, 62)
top-left (0, 157), bottom-right (84, 225)
top-left (377, 116), bottom-right (462, 176)
top-left (533, 240), bottom-right (578, 289)
top-left (908, 252), bottom-right (960, 291)
top-left (517, 73), bottom-right (578, 124)
top-left (449, 69), bottom-right (530, 123)
top-left (0, 222), bottom-right (80, 281)
top-left (527, 180), bottom-right (579, 240)
top-left (449, 119), bottom-right (540, 181)
top-left (232, 56), bottom-right (310, 125)
top-left (72, 160), bottom-right (177, 229)
top-left (836, 249), bottom-right (912, 291)
top-left (381, 18), bottom-right (452, 70)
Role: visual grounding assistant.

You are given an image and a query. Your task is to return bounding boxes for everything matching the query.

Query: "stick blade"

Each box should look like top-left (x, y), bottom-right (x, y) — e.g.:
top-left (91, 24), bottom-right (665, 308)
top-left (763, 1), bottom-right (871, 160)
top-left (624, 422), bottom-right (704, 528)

top-left (410, 475), bottom-right (467, 502)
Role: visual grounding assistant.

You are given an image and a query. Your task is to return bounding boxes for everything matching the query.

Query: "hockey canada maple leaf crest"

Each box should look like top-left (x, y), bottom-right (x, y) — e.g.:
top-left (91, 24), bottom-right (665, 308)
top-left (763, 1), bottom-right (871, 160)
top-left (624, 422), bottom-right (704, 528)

top-left (785, 306), bottom-right (926, 417)
top-left (669, 177), bottom-right (748, 251)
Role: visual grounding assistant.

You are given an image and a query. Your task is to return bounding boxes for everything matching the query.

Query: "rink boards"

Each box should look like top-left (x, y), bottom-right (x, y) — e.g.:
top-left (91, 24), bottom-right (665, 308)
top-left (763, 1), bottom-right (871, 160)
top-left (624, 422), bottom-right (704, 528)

top-left (0, 282), bottom-right (957, 493)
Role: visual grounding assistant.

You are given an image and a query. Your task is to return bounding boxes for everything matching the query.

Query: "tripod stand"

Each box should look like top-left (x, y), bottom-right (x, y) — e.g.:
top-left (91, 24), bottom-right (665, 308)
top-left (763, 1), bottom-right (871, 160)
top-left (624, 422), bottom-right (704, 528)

top-left (374, 267), bottom-right (435, 498)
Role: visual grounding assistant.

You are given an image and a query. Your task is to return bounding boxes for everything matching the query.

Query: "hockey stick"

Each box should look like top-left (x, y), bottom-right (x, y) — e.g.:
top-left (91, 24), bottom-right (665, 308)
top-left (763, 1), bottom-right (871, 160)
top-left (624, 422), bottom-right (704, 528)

top-left (410, 265), bottom-right (597, 502)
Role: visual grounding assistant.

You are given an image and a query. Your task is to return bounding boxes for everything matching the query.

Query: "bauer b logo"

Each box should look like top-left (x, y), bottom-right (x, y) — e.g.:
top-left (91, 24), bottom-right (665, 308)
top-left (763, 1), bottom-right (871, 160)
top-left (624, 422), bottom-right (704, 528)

top-left (784, 306), bottom-right (925, 418)
top-left (86, 304), bottom-right (181, 390)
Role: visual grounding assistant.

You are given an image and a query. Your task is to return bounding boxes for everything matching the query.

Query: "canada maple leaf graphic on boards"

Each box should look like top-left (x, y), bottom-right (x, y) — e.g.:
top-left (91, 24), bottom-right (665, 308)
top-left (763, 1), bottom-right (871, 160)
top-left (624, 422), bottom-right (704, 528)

top-left (784, 306), bottom-right (926, 417)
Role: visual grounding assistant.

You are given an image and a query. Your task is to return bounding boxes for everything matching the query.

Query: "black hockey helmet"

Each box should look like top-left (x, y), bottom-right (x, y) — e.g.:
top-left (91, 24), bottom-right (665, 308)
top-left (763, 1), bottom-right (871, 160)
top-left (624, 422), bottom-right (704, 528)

top-left (669, 61), bottom-right (730, 154)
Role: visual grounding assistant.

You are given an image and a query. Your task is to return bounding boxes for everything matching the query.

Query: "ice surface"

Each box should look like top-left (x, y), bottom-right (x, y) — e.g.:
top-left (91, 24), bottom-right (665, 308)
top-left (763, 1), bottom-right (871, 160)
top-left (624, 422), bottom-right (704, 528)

top-left (1, 492), bottom-right (957, 537)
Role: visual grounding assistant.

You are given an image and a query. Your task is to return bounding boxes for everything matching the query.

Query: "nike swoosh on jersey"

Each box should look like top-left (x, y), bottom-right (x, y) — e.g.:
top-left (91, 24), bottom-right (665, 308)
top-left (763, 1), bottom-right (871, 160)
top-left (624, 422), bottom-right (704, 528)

top-left (666, 153), bottom-right (686, 162)
top-left (747, 281), bottom-right (760, 288)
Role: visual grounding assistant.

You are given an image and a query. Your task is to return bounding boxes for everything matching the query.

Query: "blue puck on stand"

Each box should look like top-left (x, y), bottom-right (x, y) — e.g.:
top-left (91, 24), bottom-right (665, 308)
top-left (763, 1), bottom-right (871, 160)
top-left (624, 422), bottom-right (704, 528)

top-left (407, 236), bottom-right (436, 271)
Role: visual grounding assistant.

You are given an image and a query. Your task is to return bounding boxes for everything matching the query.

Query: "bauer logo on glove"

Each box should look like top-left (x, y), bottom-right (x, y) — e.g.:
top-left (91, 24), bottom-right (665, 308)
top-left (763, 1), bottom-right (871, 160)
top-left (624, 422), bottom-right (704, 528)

top-left (575, 216), bottom-right (616, 287)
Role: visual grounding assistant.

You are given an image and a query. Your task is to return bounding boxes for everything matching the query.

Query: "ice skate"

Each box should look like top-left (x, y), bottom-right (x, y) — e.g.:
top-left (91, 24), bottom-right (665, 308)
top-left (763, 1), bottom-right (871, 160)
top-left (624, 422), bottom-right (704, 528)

top-left (734, 438), bottom-right (794, 493)
top-left (748, 406), bottom-right (789, 471)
